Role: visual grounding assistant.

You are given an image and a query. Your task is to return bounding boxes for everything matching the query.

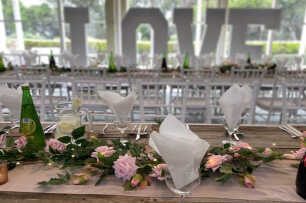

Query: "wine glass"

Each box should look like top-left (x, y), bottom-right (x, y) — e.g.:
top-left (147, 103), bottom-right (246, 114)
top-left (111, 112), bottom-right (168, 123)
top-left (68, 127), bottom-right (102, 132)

top-left (113, 113), bottom-right (130, 135)
top-left (165, 168), bottom-right (201, 203)
top-left (223, 120), bottom-right (239, 145)
top-left (223, 109), bottom-right (249, 145)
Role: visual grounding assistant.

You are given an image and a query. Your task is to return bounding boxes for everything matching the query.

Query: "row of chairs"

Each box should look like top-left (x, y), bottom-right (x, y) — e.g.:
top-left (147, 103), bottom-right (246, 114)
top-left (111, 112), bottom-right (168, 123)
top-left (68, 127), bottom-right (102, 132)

top-left (1, 73), bottom-right (305, 124)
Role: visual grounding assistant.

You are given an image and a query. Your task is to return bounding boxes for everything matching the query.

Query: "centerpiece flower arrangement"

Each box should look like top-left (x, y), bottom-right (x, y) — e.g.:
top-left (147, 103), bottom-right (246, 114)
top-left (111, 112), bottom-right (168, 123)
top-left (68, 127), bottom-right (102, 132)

top-left (0, 125), bottom-right (283, 190)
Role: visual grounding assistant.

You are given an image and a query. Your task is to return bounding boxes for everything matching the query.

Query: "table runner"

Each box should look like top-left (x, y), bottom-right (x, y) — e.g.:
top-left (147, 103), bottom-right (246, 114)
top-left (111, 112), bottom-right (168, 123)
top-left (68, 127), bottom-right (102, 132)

top-left (0, 160), bottom-right (304, 203)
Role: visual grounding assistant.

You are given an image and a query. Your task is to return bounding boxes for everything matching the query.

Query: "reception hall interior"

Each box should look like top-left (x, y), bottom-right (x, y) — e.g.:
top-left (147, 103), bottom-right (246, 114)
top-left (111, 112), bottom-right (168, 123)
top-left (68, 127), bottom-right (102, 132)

top-left (1, 0), bottom-right (306, 202)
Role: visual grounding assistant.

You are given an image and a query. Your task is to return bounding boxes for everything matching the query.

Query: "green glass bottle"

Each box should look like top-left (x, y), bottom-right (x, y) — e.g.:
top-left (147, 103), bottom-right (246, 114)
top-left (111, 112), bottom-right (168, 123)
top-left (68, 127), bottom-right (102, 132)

top-left (49, 50), bottom-right (57, 72)
top-left (247, 53), bottom-right (251, 65)
top-left (108, 52), bottom-right (117, 73)
top-left (0, 55), bottom-right (6, 72)
top-left (161, 52), bottom-right (168, 72)
top-left (183, 53), bottom-right (190, 69)
top-left (19, 85), bottom-right (45, 151)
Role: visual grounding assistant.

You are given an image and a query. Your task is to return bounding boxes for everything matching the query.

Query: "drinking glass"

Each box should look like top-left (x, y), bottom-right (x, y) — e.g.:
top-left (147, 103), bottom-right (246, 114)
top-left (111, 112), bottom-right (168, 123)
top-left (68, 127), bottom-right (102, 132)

top-left (56, 113), bottom-right (81, 139)
top-left (165, 168), bottom-right (201, 203)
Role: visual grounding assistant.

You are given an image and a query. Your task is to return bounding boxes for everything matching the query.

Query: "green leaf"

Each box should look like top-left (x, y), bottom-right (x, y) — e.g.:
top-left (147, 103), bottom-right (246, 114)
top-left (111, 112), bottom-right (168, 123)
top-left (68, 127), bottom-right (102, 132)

top-left (95, 173), bottom-right (107, 186)
top-left (216, 174), bottom-right (232, 183)
top-left (72, 126), bottom-right (85, 140)
top-left (219, 163), bottom-right (234, 174)
top-left (58, 136), bottom-right (71, 144)
top-left (237, 148), bottom-right (253, 156)
top-left (38, 172), bottom-right (70, 186)
top-left (76, 139), bottom-right (90, 147)
top-left (137, 164), bottom-right (153, 175)
top-left (224, 143), bottom-right (231, 149)
top-left (6, 136), bottom-right (15, 147)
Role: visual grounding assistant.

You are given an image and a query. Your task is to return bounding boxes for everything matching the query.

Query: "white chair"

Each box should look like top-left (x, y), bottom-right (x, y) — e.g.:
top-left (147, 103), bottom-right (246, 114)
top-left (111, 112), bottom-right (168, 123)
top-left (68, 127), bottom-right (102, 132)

top-left (280, 77), bottom-right (306, 124)
top-left (71, 80), bottom-right (131, 122)
top-left (138, 81), bottom-right (186, 122)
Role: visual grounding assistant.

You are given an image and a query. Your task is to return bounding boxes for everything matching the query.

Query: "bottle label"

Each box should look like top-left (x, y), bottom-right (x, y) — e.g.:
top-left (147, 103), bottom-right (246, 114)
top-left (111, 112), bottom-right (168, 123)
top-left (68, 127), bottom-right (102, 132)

top-left (20, 118), bottom-right (36, 136)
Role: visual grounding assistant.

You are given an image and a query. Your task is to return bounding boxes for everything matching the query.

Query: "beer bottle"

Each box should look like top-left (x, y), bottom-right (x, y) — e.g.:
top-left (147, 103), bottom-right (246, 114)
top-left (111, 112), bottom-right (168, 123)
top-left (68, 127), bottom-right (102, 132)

top-left (183, 53), bottom-right (190, 69)
top-left (49, 50), bottom-right (57, 72)
top-left (108, 52), bottom-right (117, 73)
top-left (161, 52), bottom-right (168, 72)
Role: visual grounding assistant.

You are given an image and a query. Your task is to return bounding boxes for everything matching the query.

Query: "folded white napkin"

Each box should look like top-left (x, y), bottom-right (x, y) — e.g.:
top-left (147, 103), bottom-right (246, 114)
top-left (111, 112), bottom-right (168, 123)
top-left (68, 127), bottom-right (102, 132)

top-left (22, 50), bottom-right (37, 66)
top-left (62, 51), bottom-right (79, 67)
top-left (97, 91), bottom-right (136, 123)
top-left (219, 84), bottom-right (253, 130)
top-left (149, 115), bottom-right (210, 189)
top-left (0, 86), bottom-right (22, 120)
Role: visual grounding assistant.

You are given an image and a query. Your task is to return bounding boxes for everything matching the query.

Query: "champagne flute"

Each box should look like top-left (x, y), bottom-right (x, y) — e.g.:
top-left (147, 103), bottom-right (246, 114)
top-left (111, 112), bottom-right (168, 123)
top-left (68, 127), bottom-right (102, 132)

top-left (165, 168), bottom-right (201, 203)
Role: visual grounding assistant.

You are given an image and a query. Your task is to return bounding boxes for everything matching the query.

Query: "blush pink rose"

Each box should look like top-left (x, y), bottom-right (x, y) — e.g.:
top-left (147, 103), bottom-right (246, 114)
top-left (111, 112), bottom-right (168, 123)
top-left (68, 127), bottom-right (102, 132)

top-left (263, 148), bottom-right (273, 157)
top-left (91, 146), bottom-right (116, 161)
top-left (113, 154), bottom-right (138, 181)
top-left (205, 155), bottom-right (226, 172)
top-left (46, 139), bottom-right (66, 152)
top-left (15, 136), bottom-right (27, 149)
top-left (150, 164), bottom-right (168, 181)
top-left (230, 141), bottom-right (252, 152)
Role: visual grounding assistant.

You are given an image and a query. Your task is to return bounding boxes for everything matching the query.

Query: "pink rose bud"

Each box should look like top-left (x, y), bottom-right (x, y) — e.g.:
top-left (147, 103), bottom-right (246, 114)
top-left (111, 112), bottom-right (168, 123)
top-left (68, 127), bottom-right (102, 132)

top-left (91, 146), bottom-right (116, 162)
top-left (150, 164), bottom-right (168, 181)
top-left (131, 174), bottom-right (142, 187)
top-left (244, 175), bottom-right (255, 188)
top-left (263, 148), bottom-right (273, 157)
top-left (15, 136), bottom-right (27, 149)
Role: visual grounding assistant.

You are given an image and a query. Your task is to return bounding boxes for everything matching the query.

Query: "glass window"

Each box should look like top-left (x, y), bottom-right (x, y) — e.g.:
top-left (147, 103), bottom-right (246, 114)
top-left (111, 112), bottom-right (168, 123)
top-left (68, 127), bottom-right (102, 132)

top-left (2, 0), bottom-right (60, 54)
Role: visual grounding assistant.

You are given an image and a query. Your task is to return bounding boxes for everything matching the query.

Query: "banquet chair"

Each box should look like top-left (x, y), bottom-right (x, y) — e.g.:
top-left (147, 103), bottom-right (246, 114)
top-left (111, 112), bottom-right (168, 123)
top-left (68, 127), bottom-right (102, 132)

top-left (184, 82), bottom-right (209, 123)
top-left (0, 79), bottom-right (47, 122)
top-left (280, 77), bottom-right (306, 124)
top-left (138, 81), bottom-right (186, 122)
top-left (71, 80), bottom-right (131, 122)
top-left (256, 75), bottom-right (283, 124)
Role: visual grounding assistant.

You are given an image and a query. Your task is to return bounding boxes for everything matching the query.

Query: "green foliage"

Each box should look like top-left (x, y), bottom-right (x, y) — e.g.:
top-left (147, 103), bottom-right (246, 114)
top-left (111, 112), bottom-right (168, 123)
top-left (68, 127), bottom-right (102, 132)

top-left (201, 144), bottom-right (282, 187)
top-left (0, 55), bottom-right (6, 72)
top-left (38, 172), bottom-right (70, 186)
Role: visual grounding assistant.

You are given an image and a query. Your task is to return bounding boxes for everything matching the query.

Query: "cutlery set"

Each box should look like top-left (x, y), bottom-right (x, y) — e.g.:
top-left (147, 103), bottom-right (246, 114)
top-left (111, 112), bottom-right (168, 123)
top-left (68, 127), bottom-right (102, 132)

top-left (98, 124), bottom-right (150, 141)
top-left (279, 124), bottom-right (302, 139)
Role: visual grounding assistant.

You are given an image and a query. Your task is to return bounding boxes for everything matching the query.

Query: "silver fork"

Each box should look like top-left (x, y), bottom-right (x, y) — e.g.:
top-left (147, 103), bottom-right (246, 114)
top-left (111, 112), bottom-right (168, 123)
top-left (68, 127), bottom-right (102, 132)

top-left (279, 124), bottom-right (302, 138)
top-left (102, 124), bottom-right (109, 135)
top-left (136, 125), bottom-right (142, 141)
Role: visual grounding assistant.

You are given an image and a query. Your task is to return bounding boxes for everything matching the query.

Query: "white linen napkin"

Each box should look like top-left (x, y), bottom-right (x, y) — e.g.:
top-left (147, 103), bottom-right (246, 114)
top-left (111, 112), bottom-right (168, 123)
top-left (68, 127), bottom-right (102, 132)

top-left (62, 51), bottom-right (79, 67)
top-left (0, 86), bottom-right (22, 120)
top-left (219, 84), bottom-right (253, 130)
top-left (149, 115), bottom-right (210, 189)
top-left (97, 91), bottom-right (136, 123)
top-left (22, 50), bottom-right (37, 67)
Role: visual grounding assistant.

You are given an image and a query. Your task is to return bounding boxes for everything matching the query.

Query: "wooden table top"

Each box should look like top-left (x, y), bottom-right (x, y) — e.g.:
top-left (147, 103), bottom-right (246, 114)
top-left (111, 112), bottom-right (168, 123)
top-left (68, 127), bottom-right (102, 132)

top-left (0, 123), bottom-right (305, 202)
top-left (1, 123), bottom-right (305, 153)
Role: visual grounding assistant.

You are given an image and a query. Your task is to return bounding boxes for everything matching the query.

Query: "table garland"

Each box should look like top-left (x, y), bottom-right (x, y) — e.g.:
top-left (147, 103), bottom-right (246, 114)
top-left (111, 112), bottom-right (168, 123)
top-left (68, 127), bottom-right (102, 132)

top-left (0, 125), bottom-right (286, 190)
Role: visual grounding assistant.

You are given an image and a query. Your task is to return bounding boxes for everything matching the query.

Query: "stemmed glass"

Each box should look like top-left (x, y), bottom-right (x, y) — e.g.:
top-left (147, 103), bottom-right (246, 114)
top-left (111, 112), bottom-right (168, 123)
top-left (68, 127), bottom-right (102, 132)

top-left (223, 110), bottom-right (249, 145)
top-left (165, 168), bottom-right (201, 203)
top-left (223, 120), bottom-right (239, 145)
top-left (113, 112), bottom-right (130, 135)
